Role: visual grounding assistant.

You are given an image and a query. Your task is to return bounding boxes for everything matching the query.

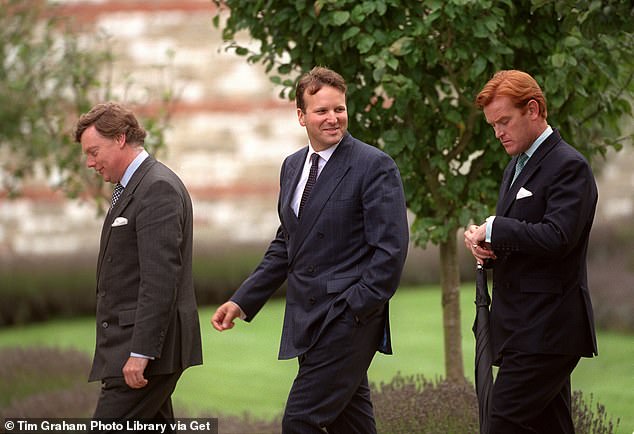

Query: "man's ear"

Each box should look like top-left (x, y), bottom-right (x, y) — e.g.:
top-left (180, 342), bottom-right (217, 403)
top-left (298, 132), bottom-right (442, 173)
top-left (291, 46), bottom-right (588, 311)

top-left (115, 133), bottom-right (126, 148)
top-left (297, 108), bottom-right (306, 127)
top-left (527, 99), bottom-right (539, 118)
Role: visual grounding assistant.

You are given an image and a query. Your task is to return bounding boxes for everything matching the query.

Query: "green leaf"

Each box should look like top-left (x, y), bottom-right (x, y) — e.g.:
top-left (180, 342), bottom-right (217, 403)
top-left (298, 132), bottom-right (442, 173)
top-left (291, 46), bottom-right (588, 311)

top-left (332, 11), bottom-right (350, 26)
top-left (389, 36), bottom-right (414, 56)
top-left (469, 57), bottom-right (487, 81)
top-left (550, 53), bottom-right (567, 68)
top-left (342, 26), bottom-right (361, 41)
top-left (376, 1), bottom-right (387, 16)
top-left (357, 34), bottom-right (375, 54)
top-left (563, 36), bottom-right (580, 47)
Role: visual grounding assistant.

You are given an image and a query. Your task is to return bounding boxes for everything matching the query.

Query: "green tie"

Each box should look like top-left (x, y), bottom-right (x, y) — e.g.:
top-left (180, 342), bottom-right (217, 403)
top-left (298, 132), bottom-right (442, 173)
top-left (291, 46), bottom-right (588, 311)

top-left (511, 153), bottom-right (529, 186)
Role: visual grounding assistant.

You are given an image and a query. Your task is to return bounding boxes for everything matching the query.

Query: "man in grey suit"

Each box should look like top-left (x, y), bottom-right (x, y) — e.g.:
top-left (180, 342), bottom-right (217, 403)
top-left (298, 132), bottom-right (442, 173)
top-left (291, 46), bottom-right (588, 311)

top-left (75, 102), bottom-right (202, 422)
top-left (212, 67), bottom-right (409, 433)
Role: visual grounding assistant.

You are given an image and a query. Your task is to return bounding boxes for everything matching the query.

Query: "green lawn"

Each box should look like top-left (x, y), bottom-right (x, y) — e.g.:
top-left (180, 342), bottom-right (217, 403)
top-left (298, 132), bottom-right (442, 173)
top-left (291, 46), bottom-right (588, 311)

top-left (0, 286), bottom-right (631, 433)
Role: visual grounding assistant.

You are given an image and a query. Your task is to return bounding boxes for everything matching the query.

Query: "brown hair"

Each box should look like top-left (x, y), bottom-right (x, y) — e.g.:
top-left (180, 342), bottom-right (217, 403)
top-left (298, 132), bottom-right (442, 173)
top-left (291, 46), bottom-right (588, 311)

top-left (475, 70), bottom-right (548, 119)
top-left (74, 102), bottom-right (146, 145)
top-left (295, 66), bottom-right (347, 112)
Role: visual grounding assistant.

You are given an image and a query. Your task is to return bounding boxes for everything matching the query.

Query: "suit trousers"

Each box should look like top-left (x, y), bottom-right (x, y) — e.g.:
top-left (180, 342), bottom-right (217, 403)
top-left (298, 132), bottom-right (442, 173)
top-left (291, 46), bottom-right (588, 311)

top-left (93, 371), bottom-right (182, 432)
top-left (282, 304), bottom-right (384, 434)
top-left (490, 351), bottom-right (580, 434)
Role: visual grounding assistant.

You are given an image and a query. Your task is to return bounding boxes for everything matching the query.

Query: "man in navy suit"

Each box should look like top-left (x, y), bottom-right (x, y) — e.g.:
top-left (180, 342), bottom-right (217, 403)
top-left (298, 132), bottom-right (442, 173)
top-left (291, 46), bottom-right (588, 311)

top-left (465, 70), bottom-right (598, 433)
top-left (212, 66), bottom-right (409, 433)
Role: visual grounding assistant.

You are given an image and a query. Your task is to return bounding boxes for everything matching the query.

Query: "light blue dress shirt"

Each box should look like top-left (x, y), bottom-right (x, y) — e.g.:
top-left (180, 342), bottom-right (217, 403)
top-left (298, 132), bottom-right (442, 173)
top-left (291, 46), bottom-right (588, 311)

top-left (485, 126), bottom-right (553, 242)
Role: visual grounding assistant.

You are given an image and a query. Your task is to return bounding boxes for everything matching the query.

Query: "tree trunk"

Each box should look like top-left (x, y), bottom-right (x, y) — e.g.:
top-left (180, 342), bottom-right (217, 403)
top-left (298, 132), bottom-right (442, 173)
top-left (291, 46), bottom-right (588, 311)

top-left (439, 231), bottom-right (465, 383)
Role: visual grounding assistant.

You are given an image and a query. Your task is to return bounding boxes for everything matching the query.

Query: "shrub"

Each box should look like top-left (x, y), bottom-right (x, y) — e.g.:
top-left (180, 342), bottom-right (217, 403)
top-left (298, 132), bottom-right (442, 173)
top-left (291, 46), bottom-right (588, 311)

top-left (371, 374), bottom-right (478, 434)
top-left (572, 390), bottom-right (620, 434)
top-left (193, 412), bottom-right (280, 434)
top-left (370, 373), bottom-right (620, 434)
top-left (0, 346), bottom-right (98, 418)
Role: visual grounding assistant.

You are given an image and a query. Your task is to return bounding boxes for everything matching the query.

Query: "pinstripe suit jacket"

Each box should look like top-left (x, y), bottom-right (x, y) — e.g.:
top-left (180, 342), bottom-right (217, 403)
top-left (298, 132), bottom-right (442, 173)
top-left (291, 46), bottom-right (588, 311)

top-left (232, 133), bottom-right (409, 360)
top-left (89, 156), bottom-right (202, 381)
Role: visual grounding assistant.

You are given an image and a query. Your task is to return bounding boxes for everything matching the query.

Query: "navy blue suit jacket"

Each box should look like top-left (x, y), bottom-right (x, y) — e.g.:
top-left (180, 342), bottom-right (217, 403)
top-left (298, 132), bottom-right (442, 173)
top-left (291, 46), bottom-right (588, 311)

top-left (489, 130), bottom-right (598, 363)
top-left (232, 133), bottom-right (409, 360)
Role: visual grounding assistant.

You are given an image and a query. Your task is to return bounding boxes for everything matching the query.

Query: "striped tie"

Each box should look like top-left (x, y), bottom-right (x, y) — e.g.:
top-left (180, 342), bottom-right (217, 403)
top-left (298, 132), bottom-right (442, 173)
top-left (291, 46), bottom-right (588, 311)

top-left (299, 153), bottom-right (319, 218)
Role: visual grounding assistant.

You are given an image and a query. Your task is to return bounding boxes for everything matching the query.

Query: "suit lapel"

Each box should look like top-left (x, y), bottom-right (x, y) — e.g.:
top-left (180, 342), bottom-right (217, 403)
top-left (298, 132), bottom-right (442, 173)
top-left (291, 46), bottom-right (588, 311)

top-left (498, 130), bottom-right (561, 216)
top-left (288, 136), bottom-right (353, 263)
top-left (280, 148), bottom-right (306, 231)
top-left (96, 156), bottom-right (156, 277)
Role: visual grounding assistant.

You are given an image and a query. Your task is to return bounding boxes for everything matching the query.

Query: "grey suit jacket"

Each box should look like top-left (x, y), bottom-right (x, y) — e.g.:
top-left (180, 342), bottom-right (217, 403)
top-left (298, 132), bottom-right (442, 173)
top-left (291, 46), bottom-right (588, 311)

top-left (89, 156), bottom-right (202, 381)
top-left (232, 133), bottom-right (409, 360)
top-left (489, 129), bottom-right (598, 362)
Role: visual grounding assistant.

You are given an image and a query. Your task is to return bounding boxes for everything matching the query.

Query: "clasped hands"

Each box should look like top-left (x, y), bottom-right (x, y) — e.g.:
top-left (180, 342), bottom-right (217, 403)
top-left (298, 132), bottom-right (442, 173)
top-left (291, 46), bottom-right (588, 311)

top-left (464, 223), bottom-right (496, 265)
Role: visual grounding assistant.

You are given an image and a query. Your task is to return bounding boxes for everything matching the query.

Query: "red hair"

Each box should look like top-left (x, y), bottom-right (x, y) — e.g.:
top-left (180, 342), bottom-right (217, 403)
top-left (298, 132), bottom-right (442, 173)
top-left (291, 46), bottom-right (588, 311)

top-left (476, 70), bottom-right (547, 119)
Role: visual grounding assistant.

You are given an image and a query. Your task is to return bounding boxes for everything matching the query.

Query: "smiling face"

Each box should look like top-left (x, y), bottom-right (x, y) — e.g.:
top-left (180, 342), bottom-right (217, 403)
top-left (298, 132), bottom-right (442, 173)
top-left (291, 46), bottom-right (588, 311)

top-left (80, 125), bottom-right (127, 183)
top-left (483, 95), bottom-right (544, 156)
top-left (297, 85), bottom-right (348, 152)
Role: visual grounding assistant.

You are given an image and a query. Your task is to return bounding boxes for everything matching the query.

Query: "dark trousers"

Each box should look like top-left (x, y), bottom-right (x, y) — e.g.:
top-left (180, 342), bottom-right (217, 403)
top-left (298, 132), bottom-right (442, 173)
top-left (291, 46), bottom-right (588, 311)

top-left (93, 371), bottom-right (181, 432)
top-left (490, 351), bottom-right (580, 434)
top-left (282, 306), bottom-right (384, 434)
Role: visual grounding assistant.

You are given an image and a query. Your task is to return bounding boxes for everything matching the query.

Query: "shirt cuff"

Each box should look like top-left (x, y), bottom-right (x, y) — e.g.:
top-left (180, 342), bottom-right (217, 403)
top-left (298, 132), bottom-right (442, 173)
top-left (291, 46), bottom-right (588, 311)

top-left (130, 352), bottom-right (154, 360)
top-left (229, 301), bottom-right (247, 320)
top-left (485, 216), bottom-right (495, 243)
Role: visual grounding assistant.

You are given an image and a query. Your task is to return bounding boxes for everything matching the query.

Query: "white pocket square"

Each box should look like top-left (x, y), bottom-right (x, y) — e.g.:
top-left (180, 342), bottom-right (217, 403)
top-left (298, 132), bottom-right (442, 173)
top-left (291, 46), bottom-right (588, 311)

top-left (111, 217), bottom-right (128, 227)
top-left (516, 187), bottom-right (533, 200)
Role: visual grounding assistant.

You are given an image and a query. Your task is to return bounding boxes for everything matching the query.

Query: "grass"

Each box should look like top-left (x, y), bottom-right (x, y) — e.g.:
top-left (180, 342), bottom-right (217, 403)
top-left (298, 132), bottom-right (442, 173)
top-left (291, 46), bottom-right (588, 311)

top-left (0, 286), bottom-right (631, 433)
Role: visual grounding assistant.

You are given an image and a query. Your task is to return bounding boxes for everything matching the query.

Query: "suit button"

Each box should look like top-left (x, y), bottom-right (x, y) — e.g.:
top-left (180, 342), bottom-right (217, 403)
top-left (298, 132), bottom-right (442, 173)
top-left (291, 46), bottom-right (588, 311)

top-left (308, 265), bottom-right (315, 273)
top-left (317, 232), bottom-right (324, 239)
top-left (102, 321), bottom-right (109, 328)
top-left (309, 297), bottom-right (316, 305)
top-left (106, 256), bottom-right (112, 262)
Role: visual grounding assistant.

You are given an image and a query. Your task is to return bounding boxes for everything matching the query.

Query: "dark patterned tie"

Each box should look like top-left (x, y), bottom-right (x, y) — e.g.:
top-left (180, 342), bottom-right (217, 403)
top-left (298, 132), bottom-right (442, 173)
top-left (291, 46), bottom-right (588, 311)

top-left (111, 183), bottom-right (124, 208)
top-left (299, 153), bottom-right (320, 218)
top-left (511, 153), bottom-right (529, 186)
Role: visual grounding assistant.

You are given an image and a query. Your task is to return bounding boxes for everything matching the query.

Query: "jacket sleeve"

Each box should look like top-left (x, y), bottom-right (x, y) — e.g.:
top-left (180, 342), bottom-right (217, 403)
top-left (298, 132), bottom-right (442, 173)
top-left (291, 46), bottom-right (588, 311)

top-left (344, 154), bottom-right (409, 317)
top-left (131, 179), bottom-right (185, 358)
top-left (230, 225), bottom-right (289, 321)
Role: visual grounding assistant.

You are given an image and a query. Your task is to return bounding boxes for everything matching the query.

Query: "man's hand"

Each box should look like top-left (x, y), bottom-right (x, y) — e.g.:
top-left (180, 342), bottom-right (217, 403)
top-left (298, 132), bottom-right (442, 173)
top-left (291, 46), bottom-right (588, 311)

top-left (211, 301), bottom-right (242, 332)
top-left (122, 356), bottom-right (149, 389)
top-left (464, 223), bottom-right (496, 265)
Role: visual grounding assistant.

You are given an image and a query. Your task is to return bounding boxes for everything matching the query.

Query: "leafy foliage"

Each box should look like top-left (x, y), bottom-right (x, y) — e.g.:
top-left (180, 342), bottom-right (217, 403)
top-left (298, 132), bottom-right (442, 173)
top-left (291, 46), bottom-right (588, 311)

top-left (212, 0), bottom-right (633, 246)
top-left (0, 0), bottom-right (174, 205)
top-left (212, 0), bottom-right (634, 382)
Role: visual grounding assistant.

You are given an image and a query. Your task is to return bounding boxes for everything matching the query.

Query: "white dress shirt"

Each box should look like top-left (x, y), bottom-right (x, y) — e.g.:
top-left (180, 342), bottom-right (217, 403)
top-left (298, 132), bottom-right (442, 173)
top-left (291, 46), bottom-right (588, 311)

top-left (291, 141), bottom-right (340, 217)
